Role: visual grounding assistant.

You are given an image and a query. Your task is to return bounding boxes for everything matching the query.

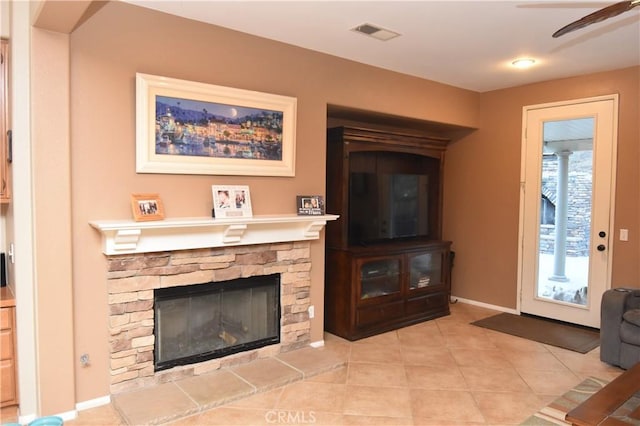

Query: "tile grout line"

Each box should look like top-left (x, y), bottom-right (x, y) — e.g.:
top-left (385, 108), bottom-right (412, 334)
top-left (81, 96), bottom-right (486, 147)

top-left (271, 356), bottom-right (306, 377)
top-left (173, 381), bottom-right (200, 408)
top-left (227, 367), bottom-right (259, 392)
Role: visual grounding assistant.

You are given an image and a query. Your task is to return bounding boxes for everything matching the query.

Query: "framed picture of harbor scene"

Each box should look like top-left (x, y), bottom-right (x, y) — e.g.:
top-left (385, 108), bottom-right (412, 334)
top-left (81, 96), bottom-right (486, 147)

top-left (136, 73), bottom-right (297, 176)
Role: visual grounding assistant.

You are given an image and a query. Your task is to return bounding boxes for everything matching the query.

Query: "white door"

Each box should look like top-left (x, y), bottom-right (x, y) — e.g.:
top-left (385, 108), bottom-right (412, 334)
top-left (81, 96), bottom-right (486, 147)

top-left (519, 95), bottom-right (618, 328)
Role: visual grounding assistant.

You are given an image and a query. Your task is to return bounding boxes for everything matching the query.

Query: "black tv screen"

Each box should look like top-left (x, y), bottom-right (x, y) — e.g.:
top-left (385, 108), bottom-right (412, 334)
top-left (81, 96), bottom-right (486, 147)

top-left (349, 172), bottom-right (429, 244)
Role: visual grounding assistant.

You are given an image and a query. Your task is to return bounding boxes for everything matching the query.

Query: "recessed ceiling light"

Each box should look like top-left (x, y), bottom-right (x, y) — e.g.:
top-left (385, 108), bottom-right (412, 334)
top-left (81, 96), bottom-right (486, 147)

top-left (352, 23), bottom-right (401, 41)
top-left (512, 58), bottom-right (536, 69)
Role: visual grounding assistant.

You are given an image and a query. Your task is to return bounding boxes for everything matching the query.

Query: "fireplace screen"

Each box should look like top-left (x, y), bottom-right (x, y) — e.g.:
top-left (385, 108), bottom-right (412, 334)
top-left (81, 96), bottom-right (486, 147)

top-left (154, 274), bottom-right (280, 371)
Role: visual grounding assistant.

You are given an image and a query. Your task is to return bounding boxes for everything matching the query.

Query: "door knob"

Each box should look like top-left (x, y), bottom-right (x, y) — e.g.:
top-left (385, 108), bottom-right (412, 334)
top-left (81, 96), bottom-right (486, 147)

top-left (597, 244), bottom-right (606, 252)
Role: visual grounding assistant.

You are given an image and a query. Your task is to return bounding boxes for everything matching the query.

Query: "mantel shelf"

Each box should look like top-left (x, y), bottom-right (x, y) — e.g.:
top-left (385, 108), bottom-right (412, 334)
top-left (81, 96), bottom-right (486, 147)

top-left (89, 214), bottom-right (339, 255)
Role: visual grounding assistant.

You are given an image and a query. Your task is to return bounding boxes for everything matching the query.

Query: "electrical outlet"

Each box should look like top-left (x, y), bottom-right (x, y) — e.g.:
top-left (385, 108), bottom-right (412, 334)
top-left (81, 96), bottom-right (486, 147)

top-left (308, 305), bottom-right (315, 319)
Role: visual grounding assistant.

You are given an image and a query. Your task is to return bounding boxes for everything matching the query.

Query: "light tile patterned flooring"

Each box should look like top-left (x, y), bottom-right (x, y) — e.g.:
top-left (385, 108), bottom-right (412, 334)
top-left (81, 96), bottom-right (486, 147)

top-left (64, 302), bottom-right (623, 425)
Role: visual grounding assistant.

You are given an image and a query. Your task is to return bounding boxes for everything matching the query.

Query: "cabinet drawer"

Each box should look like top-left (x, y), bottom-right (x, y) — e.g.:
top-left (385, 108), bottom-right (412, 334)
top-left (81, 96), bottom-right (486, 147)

top-left (406, 292), bottom-right (447, 316)
top-left (0, 308), bottom-right (11, 330)
top-left (1, 359), bottom-right (16, 404)
top-left (0, 329), bottom-right (12, 360)
top-left (356, 301), bottom-right (404, 327)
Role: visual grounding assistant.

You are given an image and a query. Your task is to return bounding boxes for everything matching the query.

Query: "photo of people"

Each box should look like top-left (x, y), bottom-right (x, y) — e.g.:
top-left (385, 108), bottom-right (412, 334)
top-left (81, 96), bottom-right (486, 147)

top-left (217, 190), bottom-right (231, 208)
top-left (297, 195), bottom-right (324, 215)
top-left (235, 190), bottom-right (246, 208)
top-left (131, 193), bottom-right (165, 222)
top-left (138, 200), bottom-right (159, 215)
top-left (212, 185), bottom-right (253, 218)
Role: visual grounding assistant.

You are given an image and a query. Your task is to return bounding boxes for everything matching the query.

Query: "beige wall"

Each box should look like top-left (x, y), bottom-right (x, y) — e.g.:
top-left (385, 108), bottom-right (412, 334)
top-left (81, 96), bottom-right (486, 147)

top-left (444, 67), bottom-right (640, 307)
top-left (14, 0), bottom-right (640, 417)
top-left (65, 2), bottom-right (478, 406)
top-left (32, 27), bottom-right (76, 415)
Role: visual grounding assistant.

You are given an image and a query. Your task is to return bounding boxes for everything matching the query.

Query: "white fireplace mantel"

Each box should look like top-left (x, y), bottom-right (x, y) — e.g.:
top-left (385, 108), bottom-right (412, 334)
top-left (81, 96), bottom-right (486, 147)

top-left (90, 214), bottom-right (339, 255)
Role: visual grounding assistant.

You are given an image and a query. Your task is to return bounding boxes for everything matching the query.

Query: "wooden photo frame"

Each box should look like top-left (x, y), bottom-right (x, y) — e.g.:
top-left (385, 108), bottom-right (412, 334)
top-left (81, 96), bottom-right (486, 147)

top-left (136, 73), bottom-right (297, 177)
top-left (212, 185), bottom-right (253, 218)
top-left (131, 193), bottom-right (165, 222)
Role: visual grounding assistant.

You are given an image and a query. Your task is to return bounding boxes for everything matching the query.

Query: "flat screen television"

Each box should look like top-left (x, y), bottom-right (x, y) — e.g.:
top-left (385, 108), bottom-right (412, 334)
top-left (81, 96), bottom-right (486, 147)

top-left (349, 172), bottom-right (429, 244)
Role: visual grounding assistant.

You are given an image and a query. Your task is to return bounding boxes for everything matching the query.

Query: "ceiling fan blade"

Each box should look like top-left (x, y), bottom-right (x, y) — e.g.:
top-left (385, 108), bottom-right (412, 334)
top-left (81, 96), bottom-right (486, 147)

top-left (553, 0), bottom-right (640, 38)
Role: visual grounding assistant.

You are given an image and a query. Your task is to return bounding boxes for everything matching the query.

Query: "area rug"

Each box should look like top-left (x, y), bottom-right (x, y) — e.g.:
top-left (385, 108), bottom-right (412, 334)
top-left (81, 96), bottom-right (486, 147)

top-left (471, 312), bottom-right (599, 353)
top-left (521, 376), bottom-right (640, 425)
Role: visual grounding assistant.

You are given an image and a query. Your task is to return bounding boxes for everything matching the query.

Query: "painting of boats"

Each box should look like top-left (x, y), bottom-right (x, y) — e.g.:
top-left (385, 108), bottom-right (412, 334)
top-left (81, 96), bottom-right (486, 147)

top-left (155, 95), bottom-right (284, 161)
top-left (136, 73), bottom-right (296, 176)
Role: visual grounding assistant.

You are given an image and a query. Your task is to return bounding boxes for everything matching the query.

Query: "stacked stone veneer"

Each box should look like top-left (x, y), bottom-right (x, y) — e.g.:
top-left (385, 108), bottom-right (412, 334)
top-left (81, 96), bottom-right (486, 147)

top-left (540, 151), bottom-right (593, 256)
top-left (107, 241), bottom-right (312, 394)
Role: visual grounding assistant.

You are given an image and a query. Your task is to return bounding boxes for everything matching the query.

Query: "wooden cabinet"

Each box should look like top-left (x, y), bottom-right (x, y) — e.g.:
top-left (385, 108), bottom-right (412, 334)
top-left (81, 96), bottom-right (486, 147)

top-left (325, 126), bottom-right (448, 250)
top-left (1, 305), bottom-right (18, 407)
top-left (1, 39), bottom-right (9, 203)
top-left (325, 241), bottom-right (451, 340)
top-left (324, 126), bottom-right (452, 340)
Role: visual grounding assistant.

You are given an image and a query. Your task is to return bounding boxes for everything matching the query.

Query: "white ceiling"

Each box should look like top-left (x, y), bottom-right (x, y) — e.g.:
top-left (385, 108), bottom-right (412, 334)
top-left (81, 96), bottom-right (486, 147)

top-left (124, 1), bottom-right (640, 92)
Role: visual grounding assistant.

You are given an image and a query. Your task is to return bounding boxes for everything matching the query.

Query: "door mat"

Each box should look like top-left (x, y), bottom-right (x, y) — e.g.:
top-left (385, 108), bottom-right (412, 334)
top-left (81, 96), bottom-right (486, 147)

top-left (471, 312), bottom-right (599, 353)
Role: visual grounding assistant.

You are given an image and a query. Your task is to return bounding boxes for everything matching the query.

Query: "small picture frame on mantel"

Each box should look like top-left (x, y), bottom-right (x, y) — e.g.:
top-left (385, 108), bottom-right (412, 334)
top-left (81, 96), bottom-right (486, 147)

top-left (212, 185), bottom-right (253, 218)
top-left (297, 195), bottom-right (325, 216)
top-left (131, 193), bottom-right (165, 222)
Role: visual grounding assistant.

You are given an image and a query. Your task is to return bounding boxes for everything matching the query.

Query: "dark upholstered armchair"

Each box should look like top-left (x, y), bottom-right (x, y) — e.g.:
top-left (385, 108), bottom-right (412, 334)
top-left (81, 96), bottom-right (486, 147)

top-left (600, 288), bottom-right (640, 369)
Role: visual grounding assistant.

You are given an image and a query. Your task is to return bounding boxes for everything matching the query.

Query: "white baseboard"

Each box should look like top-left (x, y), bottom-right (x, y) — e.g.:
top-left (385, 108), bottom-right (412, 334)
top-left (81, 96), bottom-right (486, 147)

top-left (18, 395), bottom-right (111, 424)
top-left (18, 414), bottom-right (37, 425)
top-left (451, 295), bottom-right (519, 315)
top-left (57, 409), bottom-right (78, 422)
top-left (310, 339), bottom-right (325, 348)
top-left (76, 395), bottom-right (111, 411)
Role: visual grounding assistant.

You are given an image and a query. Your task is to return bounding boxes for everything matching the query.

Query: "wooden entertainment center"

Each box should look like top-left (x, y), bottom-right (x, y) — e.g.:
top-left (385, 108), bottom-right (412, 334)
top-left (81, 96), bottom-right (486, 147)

top-left (324, 126), bottom-right (452, 340)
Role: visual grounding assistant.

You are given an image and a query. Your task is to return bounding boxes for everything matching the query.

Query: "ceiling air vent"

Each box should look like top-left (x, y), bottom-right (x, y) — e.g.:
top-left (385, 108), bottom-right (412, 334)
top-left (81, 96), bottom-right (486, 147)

top-left (351, 23), bottom-right (400, 41)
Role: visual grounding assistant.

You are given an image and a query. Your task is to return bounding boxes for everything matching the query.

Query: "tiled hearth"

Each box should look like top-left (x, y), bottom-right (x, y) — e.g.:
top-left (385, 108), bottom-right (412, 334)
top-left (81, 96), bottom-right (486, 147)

top-left (111, 346), bottom-right (346, 425)
top-left (107, 241), bottom-right (314, 394)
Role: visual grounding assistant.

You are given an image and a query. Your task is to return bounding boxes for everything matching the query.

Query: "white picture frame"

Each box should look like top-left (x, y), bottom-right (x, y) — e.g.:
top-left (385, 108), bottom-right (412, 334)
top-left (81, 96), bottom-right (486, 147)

top-left (212, 185), bottom-right (253, 218)
top-left (136, 73), bottom-right (297, 177)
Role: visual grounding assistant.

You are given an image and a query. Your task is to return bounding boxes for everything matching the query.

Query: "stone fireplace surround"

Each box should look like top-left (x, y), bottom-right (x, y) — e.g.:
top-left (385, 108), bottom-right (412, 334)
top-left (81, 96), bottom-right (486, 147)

top-left (90, 215), bottom-right (337, 394)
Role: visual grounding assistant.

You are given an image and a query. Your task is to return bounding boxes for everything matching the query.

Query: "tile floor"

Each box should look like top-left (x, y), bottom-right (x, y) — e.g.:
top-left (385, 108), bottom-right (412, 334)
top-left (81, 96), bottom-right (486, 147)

top-left (23, 303), bottom-right (630, 425)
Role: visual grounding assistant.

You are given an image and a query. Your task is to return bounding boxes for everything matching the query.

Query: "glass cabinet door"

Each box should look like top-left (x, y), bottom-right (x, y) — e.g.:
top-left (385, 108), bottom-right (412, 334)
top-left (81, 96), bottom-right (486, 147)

top-left (359, 258), bottom-right (401, 300)
top-left (409, 252), bottom-right (443, 290)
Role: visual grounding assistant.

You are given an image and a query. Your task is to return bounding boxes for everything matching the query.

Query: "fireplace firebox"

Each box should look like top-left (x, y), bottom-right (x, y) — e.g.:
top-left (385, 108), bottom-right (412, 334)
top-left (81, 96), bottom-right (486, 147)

top-left (154, 274), bottom-right (280, 371)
